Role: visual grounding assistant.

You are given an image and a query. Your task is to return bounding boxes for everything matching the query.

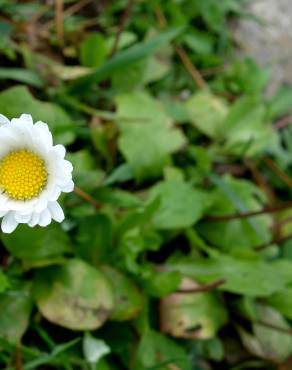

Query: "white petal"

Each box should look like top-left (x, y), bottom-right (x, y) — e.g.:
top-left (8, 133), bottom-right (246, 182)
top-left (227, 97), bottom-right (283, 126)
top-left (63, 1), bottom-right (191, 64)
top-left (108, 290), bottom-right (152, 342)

top-left (38, 208), bottom-right (52, 227)
top-left (48, 187), bottom-right (61, 202)
top-left (14, 212), bottom-right (32, 223)
top-left (34, 197), bottom-right (48, 213)
top-left (19, 114), bottom-right (33, 126)
top-left (62, 180), bottom-right (74, 193)
top-left (28, 212), bottom-right (40, 227)
top-left (53, 144), bottom-right (66, 159)
top-left (48, 201), bottom-right (64, 222)
top-left (34, 121), bottom-right (53, 147)
top-left (1, 212), bottom-right (18, 233)
top-left (0, 114), bottom-right (10, 126)
top-left (9, 118), bottom-right (34, 147)
top-left (62, 160), bottom-right (73, 173)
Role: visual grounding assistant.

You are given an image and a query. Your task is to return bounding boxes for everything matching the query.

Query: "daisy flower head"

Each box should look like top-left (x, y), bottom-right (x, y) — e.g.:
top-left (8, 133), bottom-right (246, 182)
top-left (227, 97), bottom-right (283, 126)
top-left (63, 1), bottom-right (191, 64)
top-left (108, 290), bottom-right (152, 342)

top-left (0, 113), bottom-right (74, 233)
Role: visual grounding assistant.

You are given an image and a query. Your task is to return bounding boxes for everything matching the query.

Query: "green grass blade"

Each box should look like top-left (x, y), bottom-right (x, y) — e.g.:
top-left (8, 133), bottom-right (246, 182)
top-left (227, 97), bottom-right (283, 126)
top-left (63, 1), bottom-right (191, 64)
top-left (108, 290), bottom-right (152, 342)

top-left (68, 27), bottom-right (183, 93)
top-left (0, 68), bottom-right (43, 87)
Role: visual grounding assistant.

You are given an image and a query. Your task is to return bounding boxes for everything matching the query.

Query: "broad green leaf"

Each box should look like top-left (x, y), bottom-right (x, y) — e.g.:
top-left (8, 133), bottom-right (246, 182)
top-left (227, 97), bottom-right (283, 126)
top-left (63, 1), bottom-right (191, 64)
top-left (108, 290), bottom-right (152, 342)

top-left (1, 223), bottom-right (72, 262)
top-left (143, 55), bottom-right (170, 84)
top-left (265, 288), bottom-right (292, 319)
top-left (194, 338), bottom-right (224, 362)
top-left (112, 59), bottom-right (146, 92)
top-left (115, 90), bottom-right (169, 126)
top-left (149, 180), bottom-right (206, 229)
top-left (33, 259), bottom-right (114, 330)
top-left (0, 283), bottom-right (32, 343)
top-left (143, 270), bottom-right (182, 297)
top-left (117, 228), bottom-right (162, 276)
top-left (167, 252), bottom-right (292, 297)
top-left (104, 163), bottom-right (133, 185)
top-left (75, 214), bottom-right (112, 265)
top-left (267, 86), bottom-right (292, 120)
top-left (80, 32), bottom-right (107, 68)
top-left (67, 150), bottom-right (104, 191)
top-left (213, 58), bottom-right (269, 95)
top-left (160, 279), bottom-right (227, 339)
top-left (69, 28), bottom-right (182, 92)
top-left (106, 31), bottom-right (137, 51)
top-left (0, 271), bottom-right (9, 293)
top-left (119, 121), bottom-right (185, 181)
top-left (134, 329), bottom-right (192, 370)
top-left (0, 86), bottom-right (75, 144)
top-left (198, 176), bottom-right (272, 251)
top-left (101, 266), bottom-right (144, 321)
top-left (185, 91), bottom-right (228, 138)
top-left (238, 304), bottom-right (292, 362)
top-left (183, 30), bottom-right (214, 55)
top-left (222, 96), bottom-right (278, 156)
top-left (67, 150), bottom-right (96, 174)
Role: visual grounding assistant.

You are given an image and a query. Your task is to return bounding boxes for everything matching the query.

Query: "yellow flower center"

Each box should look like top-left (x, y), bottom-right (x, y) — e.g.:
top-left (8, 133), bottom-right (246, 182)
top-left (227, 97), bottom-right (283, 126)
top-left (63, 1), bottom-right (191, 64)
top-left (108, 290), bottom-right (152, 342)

top-left (0, 149), bottom-right (48, 200)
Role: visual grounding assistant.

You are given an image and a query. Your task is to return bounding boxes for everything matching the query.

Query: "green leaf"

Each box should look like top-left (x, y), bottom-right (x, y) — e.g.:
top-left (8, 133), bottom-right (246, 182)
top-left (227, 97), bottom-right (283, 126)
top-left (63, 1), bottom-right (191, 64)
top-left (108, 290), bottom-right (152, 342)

top-left (0, 86), bottom-right (76, 145)
top-left (0, 67), bottom-right (43, 87)
top-left (106, 31), bottom-right (137, 51)
top-left (0, 271), bottom-right (9, 293)
top-left (75, 214), bottom-right (112, 265)
top-left (116, 90), bottom-right (169, 126)
top-left (143, 270), bottom-right (182, 297)
top-left (160, 280), bottom-right (227, 339)
top-left (198, 176), bottom-right (272, 251)
top-left (101, 266), bottom-right (144, 321)
top-left (33, 259), bottom-right (114, 330)
top-left (265, 288), bottom-right (292, 320)
top-left (1, 223), bottom-right (72, 263)
top-left (118, 94), bottom-right (185, 180)
top-left (222, 96), bottom-right (278, 156)
top-left (0, 283), bottom-right (32, 343)
top-left (134, 329), bottom-right (192, 370)
top-left (149, 180), bottom-right (206, 229)
top-left (168, 252), bottom-right (292, 297)
top-left (69, 27), bottom-right (183, 92)
top-left (80, 32), bottom-right (107, 68)
top-left (183, 30), bottom-right (214, 55)
top-left (238, 304), bottom-right (292, 362)
top-left (185, 91), bottom-right (228, 138)
top-left (267, 86), bottom-right (292, 120)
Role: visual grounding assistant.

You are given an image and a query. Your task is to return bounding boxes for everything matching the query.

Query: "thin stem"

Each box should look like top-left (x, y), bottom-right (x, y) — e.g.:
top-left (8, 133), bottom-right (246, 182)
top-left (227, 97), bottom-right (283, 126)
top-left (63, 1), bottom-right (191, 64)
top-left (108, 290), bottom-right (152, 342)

top-left (272, 215), bottom-right (292, 231)
top-left (175, 45), bottom-right (207, 90)
top-left (154, 5), bottom-right (207, 90)
top-left (205, 201), bottom-right (292, 222)
top-left (15, 341), bottom-right (22, 370)
top-left (245, 159), bottom-right (276, 204)
top-left (177, 279), bottom-right (226, 293)
top-left (254, 233), bottom-right (292, 251)
top-left (64, 0), bottom-right (91, 17)
top-left (63, 95), bottom-right (148, 122)
top-left (55, 0), bottom-right (64, 47)
top-left (109, 0), bottom-right (135, 57)
top-left (74, 186), bottom-right (101, 209)
top-left (264, 157), bottom-right (292, 189)
top-left (256, 320), bottom-right (292, 335)
top-left (273, 115), bottom-right (292, 130)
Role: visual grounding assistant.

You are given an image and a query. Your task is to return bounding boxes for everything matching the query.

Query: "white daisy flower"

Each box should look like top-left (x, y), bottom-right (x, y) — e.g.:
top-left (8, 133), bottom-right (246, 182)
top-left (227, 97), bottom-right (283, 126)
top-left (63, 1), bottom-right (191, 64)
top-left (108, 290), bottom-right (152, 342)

top-left (0, 113), bottom-right (74, 233)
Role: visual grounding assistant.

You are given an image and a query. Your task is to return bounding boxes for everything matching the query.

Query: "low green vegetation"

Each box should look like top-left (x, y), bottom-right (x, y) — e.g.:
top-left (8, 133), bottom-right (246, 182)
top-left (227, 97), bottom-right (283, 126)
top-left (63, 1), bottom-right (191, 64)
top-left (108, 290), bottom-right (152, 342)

top-left (1, 0), bottom-right (292, 369)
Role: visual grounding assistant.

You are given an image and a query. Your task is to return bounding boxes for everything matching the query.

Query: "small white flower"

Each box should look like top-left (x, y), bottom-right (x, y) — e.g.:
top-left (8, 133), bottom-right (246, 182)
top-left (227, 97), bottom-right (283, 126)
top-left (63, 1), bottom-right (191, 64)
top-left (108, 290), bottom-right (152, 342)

top-left (0, 113), bottom-right (74, 233)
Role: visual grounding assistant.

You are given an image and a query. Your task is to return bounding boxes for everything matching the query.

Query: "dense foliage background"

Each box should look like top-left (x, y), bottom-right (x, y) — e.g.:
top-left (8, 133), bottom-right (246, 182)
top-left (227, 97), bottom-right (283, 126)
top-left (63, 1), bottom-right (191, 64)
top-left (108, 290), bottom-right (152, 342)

top-left (1, 0), bottom-right (292, 369)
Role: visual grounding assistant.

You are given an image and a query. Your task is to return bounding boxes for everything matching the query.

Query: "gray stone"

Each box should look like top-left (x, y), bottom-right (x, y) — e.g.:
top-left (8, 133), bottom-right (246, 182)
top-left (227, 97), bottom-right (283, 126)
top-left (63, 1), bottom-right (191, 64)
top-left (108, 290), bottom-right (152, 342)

top-left (235, 0), bottom-right (292, 94)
